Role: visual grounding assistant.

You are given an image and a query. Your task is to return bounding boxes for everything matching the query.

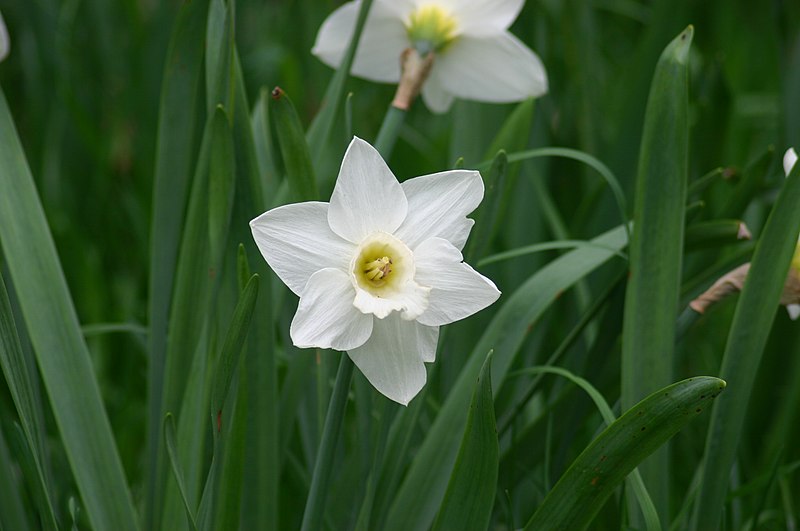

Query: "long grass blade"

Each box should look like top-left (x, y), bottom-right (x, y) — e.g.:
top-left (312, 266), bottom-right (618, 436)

top-left (385, 225), bottom-right (628, 531)
top-left (524, 376), bottom-right (726, 531)
top-left (0, 273), bottom-right (58, 529)
top-left (621, 26), bottom-right (692, 522)
top-left (146, 1), bottom-right (209, 525)
top-left (0, 87), bottom-right (139, 531)
top-left (691, 151), bottom-right (800, 530)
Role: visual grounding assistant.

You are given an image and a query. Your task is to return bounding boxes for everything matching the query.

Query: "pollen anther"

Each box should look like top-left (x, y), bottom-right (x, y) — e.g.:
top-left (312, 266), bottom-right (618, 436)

top-left (365, 256), bottom-right (393, 281)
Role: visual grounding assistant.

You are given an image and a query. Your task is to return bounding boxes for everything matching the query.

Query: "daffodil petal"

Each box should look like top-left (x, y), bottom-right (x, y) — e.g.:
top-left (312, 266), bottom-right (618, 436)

top-left (328, 137), bottom-right (409, 243)
top-left (395, 170), bottom-right (482, 250)
top-left (347, 314), bottom-right (437, 405)
top-left (435, 0), bottom-right (524, 36)
top-left (250, 202), bottom-right (354, 296)
top-left (414, 237), bottom-right (500, 327)
top-left (311, 0), bottom-right (410, 83)
top-left (787, 304), bottom-right (800, 321)
top-left (0, 11), bottom-right (8, 62)
top-left (421, 74), bottom-right (456, 113)
top-left (436, 32), bottom-right (547, 103)
top-left (290, 268), bottom-right (373, 350)
top-left (353, 281), bottom-right (430, 320)
top-left (784, 148), bottom-right (798, 177)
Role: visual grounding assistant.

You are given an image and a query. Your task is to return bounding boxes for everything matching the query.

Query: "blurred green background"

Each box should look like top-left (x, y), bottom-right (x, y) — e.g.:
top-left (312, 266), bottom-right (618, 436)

top-left (1, 0), bottom-right (800, 528)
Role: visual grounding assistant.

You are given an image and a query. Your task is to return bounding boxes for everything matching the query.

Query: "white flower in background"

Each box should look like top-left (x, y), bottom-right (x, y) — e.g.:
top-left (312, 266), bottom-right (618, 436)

top-left (0, 10), bottom-right (9, 62)
top-left (312, 0), bottom-right (548, 113)
top-left (251, 137), bottom-right (500, 404)
top-left (783, 147), bottom-right (800, 321)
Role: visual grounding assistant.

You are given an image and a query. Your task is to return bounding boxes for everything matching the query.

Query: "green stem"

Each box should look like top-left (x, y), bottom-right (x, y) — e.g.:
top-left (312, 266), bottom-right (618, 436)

top-left (373, 104), bottom-right (407, 158)
top-left (300, 353), bottom-right (355, 531)
top-left (675, 307), bottom-right (701, 343)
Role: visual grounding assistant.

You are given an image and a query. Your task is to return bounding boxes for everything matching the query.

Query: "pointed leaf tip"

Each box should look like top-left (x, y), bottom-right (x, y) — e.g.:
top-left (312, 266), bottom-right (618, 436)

top-left (666, 25), bottom-right (694, 64)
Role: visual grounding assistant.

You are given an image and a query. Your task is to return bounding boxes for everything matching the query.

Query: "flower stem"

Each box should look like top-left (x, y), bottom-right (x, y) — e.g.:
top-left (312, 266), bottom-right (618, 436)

top-left (300, 353), bottom-right (355, 531)
top-left (373, 104), bottom-right (407, 158)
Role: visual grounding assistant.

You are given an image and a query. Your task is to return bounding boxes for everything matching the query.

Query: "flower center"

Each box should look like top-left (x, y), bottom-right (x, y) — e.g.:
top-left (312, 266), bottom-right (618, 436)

top-left (406, 4), bottom-right (458, 55)
top-left (792, 239), bottom-right (800, 273)
top-left (352, 232), bottom-right (414, 295)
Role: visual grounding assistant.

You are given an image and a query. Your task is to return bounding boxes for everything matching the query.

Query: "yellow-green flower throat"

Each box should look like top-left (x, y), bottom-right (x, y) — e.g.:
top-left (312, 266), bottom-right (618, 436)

top-left (406, 4), bottom-right (458, 54)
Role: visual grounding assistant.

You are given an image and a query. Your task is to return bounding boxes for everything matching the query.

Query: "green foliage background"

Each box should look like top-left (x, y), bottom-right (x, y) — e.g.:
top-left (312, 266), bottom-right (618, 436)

top-left (0, 0), bottom-right (799, 529)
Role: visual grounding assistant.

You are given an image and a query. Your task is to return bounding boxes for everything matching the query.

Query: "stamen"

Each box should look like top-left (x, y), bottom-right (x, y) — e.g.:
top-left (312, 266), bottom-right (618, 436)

top-left (364, 256), bottom-right (393, 281)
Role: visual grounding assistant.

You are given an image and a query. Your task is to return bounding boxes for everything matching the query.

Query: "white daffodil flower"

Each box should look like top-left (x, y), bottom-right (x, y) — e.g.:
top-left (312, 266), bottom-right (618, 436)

top-left (250, 137), bottom-right (500, 405)
top-left (0, 10), bottom-right (9, 62)
top-left (784, 147), bottom-right (800, 321)
top-left (312, 0), bottom-right (548, 113)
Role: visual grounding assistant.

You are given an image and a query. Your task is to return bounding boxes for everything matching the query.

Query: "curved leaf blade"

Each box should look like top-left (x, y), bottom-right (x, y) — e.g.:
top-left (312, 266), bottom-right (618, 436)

top-left (524, 376), bottom-right (726, 531)
top-left (0, 88), bottom-right (139, 531)
top-left (432, 352), bottom-right (498, 531)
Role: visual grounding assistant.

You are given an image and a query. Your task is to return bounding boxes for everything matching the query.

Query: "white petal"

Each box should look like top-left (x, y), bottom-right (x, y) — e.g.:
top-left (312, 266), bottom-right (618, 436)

top-left (436, 32), bottom-right (548, 103)
top-left (290, 268), bottom-right (373, 350)
top-left (788, 304), bottom-right (800, 321)
top-left (784, 148), bottom-right (798, 177)
top-left (311, 1), bottom-right (411, 83)
top-left (434, 0), bottom-right (524, 36)
top-left (347, 314), bottom-right (438, 405)
top-left (414, 237), bottom-right (501, 327)
top-left (421, 72), bottom-right (456, 113)
top-left (328, 137), bottom-right (408, 243)
top-left (353, 281), bottom-right (430, 320)
top-left (0, 11), bottom-right (8, 62)
top-left (250, 202), bottom-right (354, 296)
top-left (395, 170), bottom-right (483, 250)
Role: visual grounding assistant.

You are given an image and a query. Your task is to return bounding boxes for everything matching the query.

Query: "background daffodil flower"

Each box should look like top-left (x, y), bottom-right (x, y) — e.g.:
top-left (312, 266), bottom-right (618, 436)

top-left (311, 0), bottom-right (548, 113)
top-left (690, 147), bottom-right (800, 321)
top-left (0, 10), bottom-right (9, 62)
top-left (784, 147), bottom-right (800, 320)
top-left (250, 137), bottom-right (500, 404)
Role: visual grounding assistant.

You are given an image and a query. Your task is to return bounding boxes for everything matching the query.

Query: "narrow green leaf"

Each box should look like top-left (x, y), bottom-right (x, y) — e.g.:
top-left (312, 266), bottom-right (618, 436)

top-left (691, 150), bottom-right (800, 530)
top-left (491, 146), bottom-right (630, 241)
top-left (0, 423), bottom-right (29, 531)
top-left (237, 244), bottom-right (251, 292)
top-left (483, 99), bottom-right (535, 161)
top-left (306, 0), bottom-right (374, 172)
top-left (717, 146), bottom-right (775, 219)
top-left (146, 1), bottom-right (209, 525)
top-left (0, 88), bottom-right (138, 531)
top-left (685, 220), bottom-right (750, 250)
top-left (0, 273), bottom-right (58, 529)
top-left (465, 150), bottom-right (508, 262)
top-left (301, 355), bottom-right (355, 531)
top-left (160, 115), bottom-right (214, 444)
top-left (158, 111), bottom-right (218, 530)
top-left (251, 89), bottom-right (280, 195)
top-left (211, 380), bottom-right (248, 531)
top-left (270, 87), bottom-right (318, 201)
top-left (510, 366), bottom-right (661, 531)
top-left (524, 377), bottom-right (726, 531)
top-left (211, 274), bottom-right (260, 418)
top-left (164, 413), bottom-right (199, 531)
top-left (6, 422), bottom-right (59, 531)
top-left (160, 328), bottom-right (212, 531)
top-left (373, 104), bottom-right (407, 159)
top-left (479, 239), bottom-right (628, 267)
top-left (385, 225), bottom-right (628, 531)
top-left (621, 26), bottom-right (692, 521)
top-left (192, 274), bottom-right (259, 531)
top-left (687, 167), bottom-right (725, 196)
top-left (208, 106), bottom-right (236, 266)
top-left (432, 352), bottom-right (498, 531)
top-left (205, 0), bottom-right (235, 113)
